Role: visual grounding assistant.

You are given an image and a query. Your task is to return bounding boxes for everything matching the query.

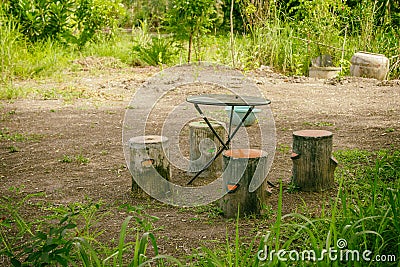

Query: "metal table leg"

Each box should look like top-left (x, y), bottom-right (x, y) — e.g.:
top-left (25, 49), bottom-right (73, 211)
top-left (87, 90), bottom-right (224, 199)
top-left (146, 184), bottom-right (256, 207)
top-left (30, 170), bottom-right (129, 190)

top-left (194, 104), bottom-right (227, 149)
top-left (187, 106), bottom-right (254, 185)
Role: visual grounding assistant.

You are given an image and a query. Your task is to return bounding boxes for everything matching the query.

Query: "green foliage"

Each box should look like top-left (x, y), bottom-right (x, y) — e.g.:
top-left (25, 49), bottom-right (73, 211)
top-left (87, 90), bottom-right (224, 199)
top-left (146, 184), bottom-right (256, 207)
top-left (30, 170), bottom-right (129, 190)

top-left (11, 217), bottom-right (77, 266)
top-left (76, 154), bottom-right (90, 165)
top-left (0, 11), bottom-right (73, 81)
top-left (0, 128), bottom-right (42, 142)
top-left (60, 155), bottom-right (73, 163)
top-left (8, 145), bottom-right (19, 153)
top-left (1, 0), bottom-right (400, 81)
top-left (132, 35), bottom-right (177, 66)
top-left (1, 196), bottom-right (181, 266)
top-left (4, 0), bottom-right (125, 46)
top-left (121, 0), bottom-right (168, 29)
top-left (0, 7), bottom-right (25, 83)
top-left (194, 149), bottom-right (400, 266)
top-left (165, 0), bottom-right (218, 62)
top-left (1, 147), bottom-right (399, 266)
top-left (6, 0), bottom-right (75, 43)
top-left (59, 153), bottom-right (90, 164)
top-left (194, 210), bottom-right (263, 266)
top-left (74, 0), bottom-right (126, 47)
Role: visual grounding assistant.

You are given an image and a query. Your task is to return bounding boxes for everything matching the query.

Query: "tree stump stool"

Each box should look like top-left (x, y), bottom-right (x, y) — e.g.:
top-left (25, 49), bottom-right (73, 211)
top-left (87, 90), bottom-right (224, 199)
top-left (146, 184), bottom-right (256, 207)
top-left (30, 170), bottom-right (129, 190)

top-left (188, 120), bottom-right (225, 178)
top-left (291, 130), bottom-right (337, 191)
top-left (219, 149), bottom-right (268, 218)
top-left (129, 135), bottom-right (171, 198)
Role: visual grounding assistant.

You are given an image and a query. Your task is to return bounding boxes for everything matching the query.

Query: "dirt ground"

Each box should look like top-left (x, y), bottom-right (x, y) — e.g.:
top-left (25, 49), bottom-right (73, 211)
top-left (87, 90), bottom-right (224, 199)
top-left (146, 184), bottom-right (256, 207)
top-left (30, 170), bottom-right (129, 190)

top-left (1, 60), bottom-right (399, 259)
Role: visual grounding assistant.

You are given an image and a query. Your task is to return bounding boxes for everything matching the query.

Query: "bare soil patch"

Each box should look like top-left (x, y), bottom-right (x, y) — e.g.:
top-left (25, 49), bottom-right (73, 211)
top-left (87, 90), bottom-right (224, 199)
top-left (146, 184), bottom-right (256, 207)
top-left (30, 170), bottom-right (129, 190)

top-left (1, 63), bottom-right (399, 258)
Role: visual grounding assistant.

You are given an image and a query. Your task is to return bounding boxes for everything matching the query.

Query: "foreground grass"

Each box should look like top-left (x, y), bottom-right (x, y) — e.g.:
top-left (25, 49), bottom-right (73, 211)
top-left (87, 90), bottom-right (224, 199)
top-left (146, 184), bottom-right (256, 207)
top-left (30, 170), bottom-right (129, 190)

top-left (0, 149), bottom-right (399, 266)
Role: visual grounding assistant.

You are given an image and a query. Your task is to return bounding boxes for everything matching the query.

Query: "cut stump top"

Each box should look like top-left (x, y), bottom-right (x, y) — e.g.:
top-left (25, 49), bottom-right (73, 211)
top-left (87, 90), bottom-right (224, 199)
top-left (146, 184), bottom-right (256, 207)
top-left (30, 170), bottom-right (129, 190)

top-left (224, 149), bottom-right (267, 159)
top-left (293, 130), bottom-right (333, 139)
top-left (129, 135), bottom-right (169, 145)
top-left (189, 120), bottom-right (224, 128)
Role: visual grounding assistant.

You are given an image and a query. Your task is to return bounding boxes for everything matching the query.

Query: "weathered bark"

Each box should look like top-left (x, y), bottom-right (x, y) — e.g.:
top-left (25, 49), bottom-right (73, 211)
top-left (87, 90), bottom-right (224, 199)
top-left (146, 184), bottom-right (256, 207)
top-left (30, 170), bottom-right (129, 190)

top-left (129, 135), bottom-right (171, 198)
top-left (188, 120), bottom-right (225, 178)
top-left (219, 149), bottom-right (268, 218)
top-left (291, 130), bottom-right (337, 191)
top-left (188, 32), bottom-right (193, 63)
top-left (230, 0), bottom-right (235, 68)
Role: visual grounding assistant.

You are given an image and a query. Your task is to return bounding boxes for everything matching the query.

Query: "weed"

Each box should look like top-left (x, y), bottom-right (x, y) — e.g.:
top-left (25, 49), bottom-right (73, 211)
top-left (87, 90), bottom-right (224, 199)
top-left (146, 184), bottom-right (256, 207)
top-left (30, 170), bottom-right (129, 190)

top-left (1, 195), bottom-right (181, 266)
top-left (59, 154), bottom-right (89, 165)
top-left (194, 207), bottom-right (263, 266)
top-left (277, 143), bottom-right (290, 154)
top-left (195, 149), bottom-right (399, 266)
top-left (0, 128), bottom-right (42, 142)
top-left (118, 203), bottom-right (160, 233)
top-left (1, 149), bottom-right (399, 265)
top-left (60, 155), bottom-right (73, 163)
top-left (303, 121), bottom-right (335, 127)
top-left (132, 35), bottom-right (177, 66)
top-left (286, 181), bottom-right (300, 193)
top-left (196, 205), bottom-right (224, 219)
top-left (7, 146), bottom-right (19, 153)
top-left (76, 154), bottom-right (90, 165)
top-left (10, 215), bottom-right (77, 267)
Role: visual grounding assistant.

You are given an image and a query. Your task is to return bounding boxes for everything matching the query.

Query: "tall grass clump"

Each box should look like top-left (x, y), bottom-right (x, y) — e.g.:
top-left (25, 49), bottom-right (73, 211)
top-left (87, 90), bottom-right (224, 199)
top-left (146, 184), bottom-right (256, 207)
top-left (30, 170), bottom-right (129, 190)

top-left (196, 149), bottom-right (399, 266)
top-left (226, 0), bottom-right (345, 74)
top-left (0, 7), bottom-right (25, 84)
top-left (0, 0), bottom-right (129, 83)
top-left (271, 149), bottom-right (399, 266)
top-left (0, 192), bottom-right (181, 266)
top-left (219, 0), bottom-right (400, 77)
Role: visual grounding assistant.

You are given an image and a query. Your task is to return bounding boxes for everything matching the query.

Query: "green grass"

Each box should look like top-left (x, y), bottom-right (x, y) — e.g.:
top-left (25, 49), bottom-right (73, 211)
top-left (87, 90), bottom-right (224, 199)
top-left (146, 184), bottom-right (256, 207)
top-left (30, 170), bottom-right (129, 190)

top-left (59, 154), bottom-right (90, 165)
top-left (75, 154), bottom-right (90, 165)
top-left (0, 128), bottom-right (43, 142)
top-left (7, 145), bottom-right (19, 153)
top-left (60, 155), bottom-right (73, 163)
top-left (1, 14), bottom-right (399, 91)
top-left (1, 148), bottom-right (399, 265)
top-left (0, 194), bottom-right (181, 266)
top-left (303, 121), bottom-right (335, 127)
top-left (195, 149), bottom-right (400, 266)
top-left (0, 0), bottom-right (399, 85)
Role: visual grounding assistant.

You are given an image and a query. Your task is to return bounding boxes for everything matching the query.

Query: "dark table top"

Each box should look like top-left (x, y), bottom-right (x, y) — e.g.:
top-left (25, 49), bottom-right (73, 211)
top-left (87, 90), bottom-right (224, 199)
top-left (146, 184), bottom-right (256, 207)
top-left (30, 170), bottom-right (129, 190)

top-left (186, 94), bottom-right (271, 106)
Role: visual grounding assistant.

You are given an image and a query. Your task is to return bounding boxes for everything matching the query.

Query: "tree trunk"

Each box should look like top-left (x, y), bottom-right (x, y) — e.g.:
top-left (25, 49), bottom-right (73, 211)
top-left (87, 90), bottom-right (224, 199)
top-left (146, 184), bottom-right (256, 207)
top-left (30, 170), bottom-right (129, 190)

top-left (219, 149), bottom-right (268, 218)
top-left (188, 32), bottom-right (193, 63)
top-left (188, 120), bottom-right (225, 178)
top-left (129, 135), bottom-right (171, 198)
top-left (291, 130), bottom-right (337, 191)
top-left (230, 0), bottom-right (235, 68)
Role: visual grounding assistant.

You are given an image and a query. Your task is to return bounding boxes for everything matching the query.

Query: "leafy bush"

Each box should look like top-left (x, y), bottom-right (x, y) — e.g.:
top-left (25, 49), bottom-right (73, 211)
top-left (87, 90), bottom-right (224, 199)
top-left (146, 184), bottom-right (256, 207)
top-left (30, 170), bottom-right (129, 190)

top-left (10, 216), bottom-right (77, 266)
top-left (4, 0), bottom-right (125, 46)
top-left (0, 196), bottom-right (181, 266)
top-left (74, 0), bottom-right (126, 47)
top-left (165, 0), bottom-right (218, 62)
top-left (121, 0), bottom-right (168, 29)
top-left (132, 35), bottom-right (177, 66)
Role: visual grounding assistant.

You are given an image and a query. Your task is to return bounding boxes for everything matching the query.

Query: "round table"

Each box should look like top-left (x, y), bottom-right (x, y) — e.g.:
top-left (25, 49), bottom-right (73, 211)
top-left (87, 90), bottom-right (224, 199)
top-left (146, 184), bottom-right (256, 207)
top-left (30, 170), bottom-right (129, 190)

top-left (186, 94), bottom-right (271, 185)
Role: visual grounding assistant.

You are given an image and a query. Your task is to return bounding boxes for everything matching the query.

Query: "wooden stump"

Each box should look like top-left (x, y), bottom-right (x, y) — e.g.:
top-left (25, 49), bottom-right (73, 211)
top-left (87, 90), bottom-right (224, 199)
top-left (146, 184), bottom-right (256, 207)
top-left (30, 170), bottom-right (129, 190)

top-left (219, 149), bottom-right (268, 218)
top-left (291, 130), bottom-right (338, 191)
top-left (129, 135), bottom-right (171, 198)
top-left (188, 120), bottom-right (225, 178)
